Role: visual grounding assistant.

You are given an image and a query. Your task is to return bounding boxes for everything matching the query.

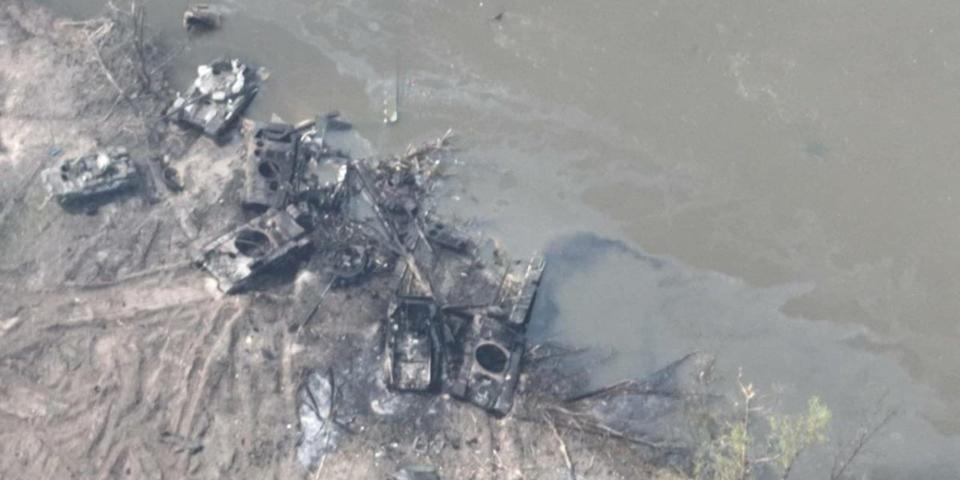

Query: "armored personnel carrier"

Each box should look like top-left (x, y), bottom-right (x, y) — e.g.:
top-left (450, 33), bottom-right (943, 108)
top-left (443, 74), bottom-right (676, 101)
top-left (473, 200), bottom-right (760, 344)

top-left (41, 147), bottom-right (138, 206)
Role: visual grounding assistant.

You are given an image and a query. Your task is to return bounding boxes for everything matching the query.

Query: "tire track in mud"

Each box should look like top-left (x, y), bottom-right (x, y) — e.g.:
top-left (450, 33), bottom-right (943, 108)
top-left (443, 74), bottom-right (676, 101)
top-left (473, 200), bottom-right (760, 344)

top-left (171, 299), bottom-right (249, 476)
top-left (0, 423), bottom-right (78, 478)
top-left (0, 5), bottom-right (285, 477)
top-left (173, 301), bottom-right (240, 436)
top-left (0, 273), bottom-right (214, 364)
top-left (0, 270), bottom-right (223, 477)
top-left (219, 300), bottom-right (300, 475)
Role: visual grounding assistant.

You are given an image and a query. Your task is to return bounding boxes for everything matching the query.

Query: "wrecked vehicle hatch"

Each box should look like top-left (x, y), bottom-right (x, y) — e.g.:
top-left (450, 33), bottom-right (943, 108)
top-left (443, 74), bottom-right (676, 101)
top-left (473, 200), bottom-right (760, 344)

top-left (497, 254), bottom-right (546, 327)
top-left (195, 206), bottom-right (311, 293)
top-left (41, 147), bottom-right (137, 206)
top-left (420, 216), bottom-right (472, 254)
top-left (167, 59), bottom-right (259, 139)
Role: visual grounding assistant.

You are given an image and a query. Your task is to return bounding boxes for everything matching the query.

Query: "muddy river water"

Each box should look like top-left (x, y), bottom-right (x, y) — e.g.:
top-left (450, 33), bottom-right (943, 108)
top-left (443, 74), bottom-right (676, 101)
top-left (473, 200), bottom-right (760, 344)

top-left (36, 0), bottom-right (960, 477)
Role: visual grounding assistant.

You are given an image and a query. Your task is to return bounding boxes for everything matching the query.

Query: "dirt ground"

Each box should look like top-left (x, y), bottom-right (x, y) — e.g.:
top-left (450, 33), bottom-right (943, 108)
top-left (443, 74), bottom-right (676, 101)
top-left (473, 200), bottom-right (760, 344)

top-left (0, 2), bottom-right (686, 479)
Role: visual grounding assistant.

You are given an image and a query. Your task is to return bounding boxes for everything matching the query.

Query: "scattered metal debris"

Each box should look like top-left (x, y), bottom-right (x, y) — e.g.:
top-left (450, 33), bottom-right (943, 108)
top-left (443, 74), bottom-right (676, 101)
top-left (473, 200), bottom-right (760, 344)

top-left (420, 216), bottom-right (472, 253)
top-left (328, 244), bottom-right (371, 286)
top-left (321, 110), bottom-right (352, 131)
top-left (41, 147), bottom-right (138, 206)
top-left (297, 369), bottom-right (340, 467)
top-left (183, 5), bottom-right (221, 32)
top-left (152, 155), bottom-right (184, 192)
top-left (393, 465), bottom-right (441, 480)
top-left (167, 59), bottom-right (259, 139)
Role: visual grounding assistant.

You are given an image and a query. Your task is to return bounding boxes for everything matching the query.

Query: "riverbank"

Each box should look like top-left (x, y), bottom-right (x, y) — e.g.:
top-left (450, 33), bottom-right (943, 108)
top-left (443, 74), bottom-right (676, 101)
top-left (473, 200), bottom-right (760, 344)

top-left (0, 3), bottom-right (687, 478)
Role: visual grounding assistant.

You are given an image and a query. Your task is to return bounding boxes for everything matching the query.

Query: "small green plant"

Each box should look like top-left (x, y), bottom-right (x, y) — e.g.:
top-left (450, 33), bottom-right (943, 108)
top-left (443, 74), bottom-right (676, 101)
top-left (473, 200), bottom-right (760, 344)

top-left (769, 396), bottom-right (832, 478)
top-left (694, 372), bottom-right (832, 480)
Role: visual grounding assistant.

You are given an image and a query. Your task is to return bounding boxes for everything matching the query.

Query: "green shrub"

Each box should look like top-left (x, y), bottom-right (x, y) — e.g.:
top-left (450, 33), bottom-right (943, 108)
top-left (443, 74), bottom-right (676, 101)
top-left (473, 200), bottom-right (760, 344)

top-left (694, 380), bottom-right (831, 480)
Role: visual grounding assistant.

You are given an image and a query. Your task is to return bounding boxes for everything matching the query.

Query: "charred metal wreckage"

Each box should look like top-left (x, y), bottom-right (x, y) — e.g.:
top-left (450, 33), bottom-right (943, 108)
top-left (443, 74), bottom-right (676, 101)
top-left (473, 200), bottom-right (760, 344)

top-left (195, 205), bottom-right (312, 294)
top-left (182, 4), bottom-right (221, 31)
top-left (205, 112), bottom-right (544, 414)
top-left (211, 109), bottom-right (545, 414)
top-left (50, 58), bottom-right (546, 422)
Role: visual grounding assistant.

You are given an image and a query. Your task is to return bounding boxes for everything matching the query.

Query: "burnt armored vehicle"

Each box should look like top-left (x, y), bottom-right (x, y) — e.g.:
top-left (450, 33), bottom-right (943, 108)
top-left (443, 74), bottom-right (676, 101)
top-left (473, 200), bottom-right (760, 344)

top-left (241, 117), bottom-right (351, 220)
top-left (384, 294), bottom-right (442, 392)
top-left (41, 147), bottom-right (137, 206)
top-left (241, 121), bottom-right (300, 213)
top-left (168, 59), bottom-right (259, 139)
top-left (241, 118), bottom-right (349, 214)
top-left (440, 254), bottom-right (545, 415)
top-left (384, 263), bottom-right (442, 392)
top-left (196, 206), bottom-right (311, 293)
top-left (447, 313), bottom-right (525, 417)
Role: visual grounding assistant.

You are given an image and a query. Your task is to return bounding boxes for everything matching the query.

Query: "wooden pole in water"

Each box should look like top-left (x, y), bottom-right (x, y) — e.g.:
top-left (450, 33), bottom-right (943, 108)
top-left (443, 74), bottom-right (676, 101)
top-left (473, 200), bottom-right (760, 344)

top-left (395, 52), bottom-right (401, 122)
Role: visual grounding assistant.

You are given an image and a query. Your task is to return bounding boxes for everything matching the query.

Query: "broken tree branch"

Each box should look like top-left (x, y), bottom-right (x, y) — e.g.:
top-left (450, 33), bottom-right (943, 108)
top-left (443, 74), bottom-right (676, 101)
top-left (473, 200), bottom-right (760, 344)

top-left (311, 454), bottom-right (326, 480)
top-left (544, 412), bottom-right (576, 479)
top-left (132, 1), bottom-right (152, 92)
top-left (85, 32), bottom-right (138, 113)
top-left (351, 162), bottom-right (440, 302)
top-left (0, 156), bottom-right (46, 230)
top-left (830, 408), bottom-right (898, 480)
top-left (101, 95), bottom-right (123, 122)
top-left (139, 219), bottom-right (163, 269)
top-left (293, 278), bottom-right (335, 338)
top-left (538, 404), bottom-right (679, 451)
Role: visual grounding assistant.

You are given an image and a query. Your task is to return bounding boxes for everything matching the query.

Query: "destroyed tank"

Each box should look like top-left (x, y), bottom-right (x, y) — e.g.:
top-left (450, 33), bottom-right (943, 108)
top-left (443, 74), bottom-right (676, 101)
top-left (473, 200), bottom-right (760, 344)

top-left (168, 59), bottom-right (259, 139)
top-left (41, 147), bottom-right (137, 205)
top-left (446, 313), bottom-right (526, 417)
top-left (241, 120), bottom-right (300, 212)
top-left (196, 206), bottom-right (312, 293)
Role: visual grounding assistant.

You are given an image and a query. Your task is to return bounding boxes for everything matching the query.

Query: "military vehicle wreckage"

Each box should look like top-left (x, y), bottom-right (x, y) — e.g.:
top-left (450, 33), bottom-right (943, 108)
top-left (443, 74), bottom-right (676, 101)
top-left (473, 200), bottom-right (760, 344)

top-left (167, 59), bottom-right (260, 139)
top-left (385, 294), bottom-right (443, 392)
top-left (41, 147), bottom-right (138, 205)
top-left (24, 43), bottom-right (720, 475)
top-left (195, 205), bottom-right (312, 293)
top-left (2, 11), bottom-right (788, 477)
top-left (36, 50), bottom-right (548, 418)
top-left (241, 120), bottom-right (303, 212)
top-left (182, 4), bottom-right (221, 31)
top-left (194, 108), bottom-right (546, 414)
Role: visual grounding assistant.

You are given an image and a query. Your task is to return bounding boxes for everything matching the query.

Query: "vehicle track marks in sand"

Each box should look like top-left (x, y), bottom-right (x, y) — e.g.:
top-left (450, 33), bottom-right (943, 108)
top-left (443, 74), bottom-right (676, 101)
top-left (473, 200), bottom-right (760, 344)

top-left (176, 300), bottom-right (245, 444)
top-left (0, 426), bottom-right (79, 478)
